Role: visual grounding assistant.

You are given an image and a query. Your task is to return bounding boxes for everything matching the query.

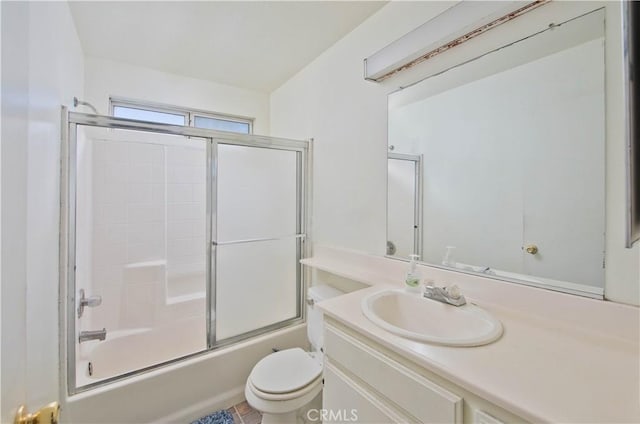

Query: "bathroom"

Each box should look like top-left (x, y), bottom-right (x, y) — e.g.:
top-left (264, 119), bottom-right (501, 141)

top-left (1, 1), bottom-right (639, 423)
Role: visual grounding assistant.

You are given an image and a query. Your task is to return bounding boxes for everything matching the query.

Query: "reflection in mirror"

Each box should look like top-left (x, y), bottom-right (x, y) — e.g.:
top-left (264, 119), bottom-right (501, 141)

top-left (387, 9), bottom-right (606, 297)
top-left (387, 152), bottom-right (422, 258)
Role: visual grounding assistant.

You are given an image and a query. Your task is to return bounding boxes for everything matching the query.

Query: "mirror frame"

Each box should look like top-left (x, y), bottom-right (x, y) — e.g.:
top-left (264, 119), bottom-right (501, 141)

top-left (625, 0), bottom-right (640, 248)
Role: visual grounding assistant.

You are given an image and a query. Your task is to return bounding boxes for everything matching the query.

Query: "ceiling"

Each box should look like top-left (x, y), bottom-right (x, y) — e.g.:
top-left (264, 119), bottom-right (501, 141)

top-left (69, 1), bottom-right (386, 93)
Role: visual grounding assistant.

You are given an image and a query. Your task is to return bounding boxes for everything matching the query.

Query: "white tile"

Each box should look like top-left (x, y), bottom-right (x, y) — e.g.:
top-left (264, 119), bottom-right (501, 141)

top-left (192, 166), bottom-right (206, 184)
top-left (93, 242), bottom-right (127, 267)
top-left (95, 140), bottom-right (129, 162)
top-left (121, 301), bottom-right (154, 329)
top-left (152, 183), bottom-right (165, 203)
top-left (167, 220), bottom-right (194, 240)
top-left (167, 237), bottom-right (205, 259)
top-left (95, 223), bottom-right (127, 245)
top-left (105, 161), bottom-right (129, 184)
top-left (91, 160), bottom-right (107, 186)
top-left (93, 141), bottom-right (112, 161)
top-left (167, 238), bottom-right (190, 259)
top-left (128, 162), bottom-right (153, 184)
top-left (167, 184), bottom-right (193, 203)
top-left (152, 164), bottom-right (165, 183)
top-left (127, 222), bottom-right (165, 246)
top-left (167, 166), bottom-right (192, 184)
top-left (166, 262), bottom-right (206, 278)
top-left (193, 183), bottom-right (206, 202)
top-left (127, 202), bottom-right (164, 223)
top-left (123, 263), bottom-right (165, 284)
top-left (126, 282), bottom-right (159, 305)
top-left (127, 241), bottom-right (164, 264)
top-left (95, 203), bottom-right (127, 226)
top-left (193, 219), bottom-right (206, 234)
top-left (92, 266), bottom-right (124, 287)
top-left (109, 142), bottom-right (130, 162)
top-left (167, 252), bottom-right (206, 266)
top-left (127, 183), bottom-right (153, 203)
top-left (95, 183), bottom-right (127, 204)
top-left (167, 203), bottom-right (204, 222)
top-left (166, 147), bottom-right (205, 166)
top-left (127, 143), bottom-right (155, 163)
top-left (151, 146), bottom-right (165, 167)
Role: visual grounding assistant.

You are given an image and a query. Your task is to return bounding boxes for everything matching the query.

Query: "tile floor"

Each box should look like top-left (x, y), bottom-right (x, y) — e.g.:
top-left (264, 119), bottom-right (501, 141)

top-left (228, 401), bottom-right (262, 424)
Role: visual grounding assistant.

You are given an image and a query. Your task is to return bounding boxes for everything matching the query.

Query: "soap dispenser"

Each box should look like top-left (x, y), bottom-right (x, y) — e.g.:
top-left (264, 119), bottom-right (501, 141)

top-left (405, 254), bottom-right (421, 292)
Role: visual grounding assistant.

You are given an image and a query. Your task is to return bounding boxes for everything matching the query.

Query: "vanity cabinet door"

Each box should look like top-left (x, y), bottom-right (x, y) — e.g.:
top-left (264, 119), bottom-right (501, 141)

top-left (324, 362), bottom-right (410, 423)
top-left (325, 324), bottom-right (463, 423)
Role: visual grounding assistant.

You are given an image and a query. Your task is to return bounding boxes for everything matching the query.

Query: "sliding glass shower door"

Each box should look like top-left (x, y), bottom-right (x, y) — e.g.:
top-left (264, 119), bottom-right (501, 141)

top-left (65, 111), bottom-right (307, 393)
top-left (213, 144), bottom-right (303, 343)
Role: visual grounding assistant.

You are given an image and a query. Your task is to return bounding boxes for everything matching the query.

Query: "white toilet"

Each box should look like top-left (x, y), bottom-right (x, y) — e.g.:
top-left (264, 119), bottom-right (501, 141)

top-left (245, 285), bottom-right (344, 424)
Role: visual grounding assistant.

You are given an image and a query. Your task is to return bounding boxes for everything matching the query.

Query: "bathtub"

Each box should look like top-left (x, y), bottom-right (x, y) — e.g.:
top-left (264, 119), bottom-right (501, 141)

top-left (76, 317), bottom-right (206, 387)
top-left (65, 324), bottom-right (307, 423)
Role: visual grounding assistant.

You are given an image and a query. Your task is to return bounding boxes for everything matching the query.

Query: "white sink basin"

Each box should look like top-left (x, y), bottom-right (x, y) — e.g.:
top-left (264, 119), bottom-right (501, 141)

top-left (361, 289), bottom-right (503, 347)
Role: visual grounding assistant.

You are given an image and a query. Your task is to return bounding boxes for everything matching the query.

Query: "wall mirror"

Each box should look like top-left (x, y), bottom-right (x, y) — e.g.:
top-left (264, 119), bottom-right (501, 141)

top-left (387, 8), bottom-right (606, 297)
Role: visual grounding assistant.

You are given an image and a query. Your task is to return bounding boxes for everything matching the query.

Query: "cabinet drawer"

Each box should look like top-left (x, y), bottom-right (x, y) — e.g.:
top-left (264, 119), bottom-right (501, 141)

top-left (325, 324), bottom-right (462, 423)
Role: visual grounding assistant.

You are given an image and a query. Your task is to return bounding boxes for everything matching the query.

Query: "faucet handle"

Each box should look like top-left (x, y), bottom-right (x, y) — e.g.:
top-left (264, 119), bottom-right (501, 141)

top-left (422, 279), bottom-right (435, 289)
top-left (77, 289), bottom-right (102, 318)
top-left (446, 285), bottom-right (462, 300)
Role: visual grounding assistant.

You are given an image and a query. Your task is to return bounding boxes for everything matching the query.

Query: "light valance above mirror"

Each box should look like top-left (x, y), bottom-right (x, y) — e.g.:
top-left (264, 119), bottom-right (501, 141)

top-left (364, 1), bottom-right (549, 82)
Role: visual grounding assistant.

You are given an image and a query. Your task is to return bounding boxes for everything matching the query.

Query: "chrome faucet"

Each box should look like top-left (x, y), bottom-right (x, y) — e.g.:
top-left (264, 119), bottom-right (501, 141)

top-left (79, 328), bottom-right (107, 343)
top-left (423, 283), bottom-right (466, 306)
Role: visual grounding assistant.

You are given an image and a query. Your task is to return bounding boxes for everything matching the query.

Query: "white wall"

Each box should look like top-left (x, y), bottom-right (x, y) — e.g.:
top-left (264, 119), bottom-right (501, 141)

top-left (270, 2), bottom-right (639, 305)
top-left (271, 2), bottom-right (454, 254)
top-left (83, 57), bottom-right (271, 135)
top-left (1, 1), bottom-right (85, 421)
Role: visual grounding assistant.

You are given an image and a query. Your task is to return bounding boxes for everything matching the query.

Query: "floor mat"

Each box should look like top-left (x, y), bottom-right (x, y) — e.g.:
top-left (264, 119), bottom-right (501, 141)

top-left (191, 410), bottom-right (235, 424)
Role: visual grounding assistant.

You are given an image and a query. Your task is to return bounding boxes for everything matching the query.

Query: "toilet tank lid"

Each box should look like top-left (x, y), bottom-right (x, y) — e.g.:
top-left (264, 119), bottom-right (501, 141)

top-left (307, 284), bottom-right (344, 302)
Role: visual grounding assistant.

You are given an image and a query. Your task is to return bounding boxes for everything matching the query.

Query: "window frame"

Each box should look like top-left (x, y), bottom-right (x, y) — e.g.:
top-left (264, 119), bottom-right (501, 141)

top-left (109, 96), bottom-right (254, 134)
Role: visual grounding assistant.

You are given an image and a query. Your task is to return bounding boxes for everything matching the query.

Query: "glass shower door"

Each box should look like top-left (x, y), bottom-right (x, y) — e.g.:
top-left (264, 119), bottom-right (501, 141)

top-left (71, 125), bottom-right (209, 390)
top-left (213, 143), bottom-right (303, 343)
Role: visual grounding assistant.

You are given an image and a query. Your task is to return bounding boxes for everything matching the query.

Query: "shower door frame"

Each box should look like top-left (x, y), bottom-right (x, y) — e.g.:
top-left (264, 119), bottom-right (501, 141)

top-left (61, 109), bottom-right (310, 395)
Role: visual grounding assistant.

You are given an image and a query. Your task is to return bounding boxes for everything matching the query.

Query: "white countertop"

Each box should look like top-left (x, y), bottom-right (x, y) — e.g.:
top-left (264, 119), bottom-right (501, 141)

top-left (305, 246), bottom-right (640, 423)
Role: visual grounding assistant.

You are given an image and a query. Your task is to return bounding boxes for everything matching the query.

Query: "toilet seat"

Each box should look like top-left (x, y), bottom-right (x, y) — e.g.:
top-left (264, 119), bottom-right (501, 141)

top-left (247, 374), bottom-right (323, 401)
top-left (249, 348), bottom-right (322, 395)
top-left (245, 348), bottom-right (324, 415)
top-left (245, 375), bottom-right (323, 416)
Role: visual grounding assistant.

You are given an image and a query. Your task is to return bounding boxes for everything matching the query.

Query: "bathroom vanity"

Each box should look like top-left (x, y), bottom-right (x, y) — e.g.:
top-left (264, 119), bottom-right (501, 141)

top-left (304, 246), bottom-right (640, 423)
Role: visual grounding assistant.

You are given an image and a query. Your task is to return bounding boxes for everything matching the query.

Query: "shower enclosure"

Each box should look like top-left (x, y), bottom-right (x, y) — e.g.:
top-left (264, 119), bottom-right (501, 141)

top-left (62, 110), bottom-right (309, 393)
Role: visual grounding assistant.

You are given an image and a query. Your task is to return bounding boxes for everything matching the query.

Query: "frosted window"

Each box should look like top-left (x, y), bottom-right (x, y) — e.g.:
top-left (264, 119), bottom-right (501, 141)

top-left (194, 115), bottom-right (250, 134)
top-left (112, 106), bottom-right (186, 126)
